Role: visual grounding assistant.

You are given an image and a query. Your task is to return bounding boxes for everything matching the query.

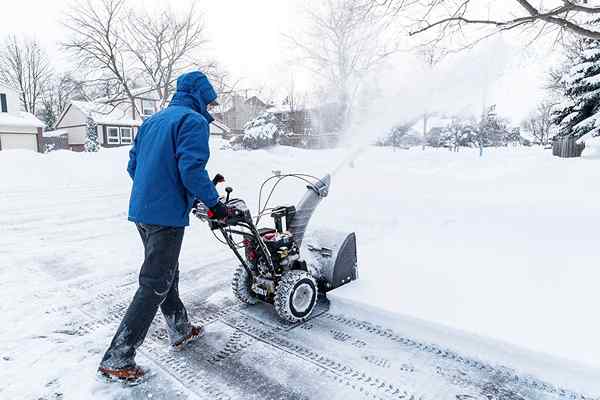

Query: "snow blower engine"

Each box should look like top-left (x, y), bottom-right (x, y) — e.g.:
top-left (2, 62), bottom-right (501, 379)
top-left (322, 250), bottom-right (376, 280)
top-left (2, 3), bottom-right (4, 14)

top-left (193, 173), bottom-right (357, 323)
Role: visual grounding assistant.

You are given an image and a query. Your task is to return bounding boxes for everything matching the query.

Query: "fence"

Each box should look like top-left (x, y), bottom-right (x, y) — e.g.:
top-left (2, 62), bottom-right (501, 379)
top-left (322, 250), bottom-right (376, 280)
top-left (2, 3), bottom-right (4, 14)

top-left (552, 137), bottom-right (585, 158)
top-left (41, 135), bottom-right (69, 152)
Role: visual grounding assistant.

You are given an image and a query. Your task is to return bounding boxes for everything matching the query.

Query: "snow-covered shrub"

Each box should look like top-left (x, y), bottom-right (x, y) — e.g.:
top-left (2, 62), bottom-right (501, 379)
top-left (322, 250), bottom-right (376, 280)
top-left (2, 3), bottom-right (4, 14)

top-left (376, 125), bottom-right (422, 148)
top-left (44, 143), bottom-right (56, 153)
top-left (231, 112), bottom-right (289, 149)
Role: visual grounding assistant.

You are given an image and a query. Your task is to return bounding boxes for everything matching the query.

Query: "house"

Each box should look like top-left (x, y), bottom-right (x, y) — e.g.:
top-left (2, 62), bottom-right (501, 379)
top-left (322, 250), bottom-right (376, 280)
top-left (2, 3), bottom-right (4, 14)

top-left (214, 95), bottom-right (270, 134)
top-left (0, 83), bottom-right (45, 152)
top-left (56, 87), bottom-right (231, 151)
top-left (410, 115), bottom-right (454, 137)
top-left (55, 100), bottom-right (143, 151)
top-left (94, 87), bottom-right (163, 121)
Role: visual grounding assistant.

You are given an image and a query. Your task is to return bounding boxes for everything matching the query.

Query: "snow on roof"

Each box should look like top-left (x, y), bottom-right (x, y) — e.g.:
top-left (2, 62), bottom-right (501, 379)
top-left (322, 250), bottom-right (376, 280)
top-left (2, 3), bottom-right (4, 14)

top-left (70, 101), bottom-right (142, 126)
top-left (0, 82), bottom-right (16, 91)
top-left (211, 118), bottom-right (231, 133)
top-left (43, 129), bottom-right (68, 138)
top-left (0, 111), bottom-right (45, 128)
top-left (93, 86), bottom-right (162, 103)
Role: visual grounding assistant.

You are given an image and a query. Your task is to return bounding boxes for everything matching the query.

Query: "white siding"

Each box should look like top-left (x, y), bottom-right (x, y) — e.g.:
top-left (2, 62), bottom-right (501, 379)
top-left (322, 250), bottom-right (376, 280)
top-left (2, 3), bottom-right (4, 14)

top-left (0, 133), bottom-right (37, 151)
top-left (57, 104), bottom-right (88, 128)
top-left (0, 84), bottom-right (21, 113)
top-left (64, 126), bottom-right (88, 145)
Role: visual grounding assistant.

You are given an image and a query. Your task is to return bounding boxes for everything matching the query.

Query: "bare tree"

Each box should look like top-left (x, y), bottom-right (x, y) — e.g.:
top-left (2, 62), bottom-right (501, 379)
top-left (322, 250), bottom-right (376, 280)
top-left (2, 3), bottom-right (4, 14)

top-left (283, 74), bottom-right (308, 114)
top-left (522, 101), bottom-right (557, 146)
top-left (124, 5), bottom-right (208, 109)
top-left (40, 73), bottom-right (87, 128)
top-left (63, 0), bottom-right (140, 116)
top-left (418, 46), bottom-right (443, 149)
top-left (377, 0), bottom-right (600, 47)
top-left (197, 60), bottom-right (241, 117)
top-left (0, 35), bottom-right (51, 115)
top-left (288, 0), bottom-right (399, 129)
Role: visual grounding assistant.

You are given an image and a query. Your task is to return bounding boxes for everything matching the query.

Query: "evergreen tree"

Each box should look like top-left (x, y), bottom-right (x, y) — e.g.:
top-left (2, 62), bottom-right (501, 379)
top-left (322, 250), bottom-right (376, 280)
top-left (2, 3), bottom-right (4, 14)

top-left (84, 117), bottom-right (100, 152)
top-left (554, 38), bottom-right (600, 138)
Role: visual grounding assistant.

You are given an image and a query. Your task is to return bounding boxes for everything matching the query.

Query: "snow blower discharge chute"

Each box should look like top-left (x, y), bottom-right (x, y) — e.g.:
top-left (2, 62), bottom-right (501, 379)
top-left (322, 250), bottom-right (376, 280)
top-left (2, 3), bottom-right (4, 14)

top-left (193, 174), bottom-right (358, 323)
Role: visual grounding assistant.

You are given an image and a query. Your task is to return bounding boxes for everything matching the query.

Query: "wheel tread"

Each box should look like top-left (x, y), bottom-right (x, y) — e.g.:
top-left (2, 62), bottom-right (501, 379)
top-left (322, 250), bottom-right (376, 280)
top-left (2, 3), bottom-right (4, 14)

top-left (232, 265), bottom-right (259, 305)
top-left (274, 270), bottom-right (317, 323)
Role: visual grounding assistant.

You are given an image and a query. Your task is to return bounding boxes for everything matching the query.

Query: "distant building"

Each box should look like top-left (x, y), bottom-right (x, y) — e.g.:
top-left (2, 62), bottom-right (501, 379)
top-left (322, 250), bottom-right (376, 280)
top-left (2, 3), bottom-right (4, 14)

top-left (0, 83), bottom-right (45, 152)
top-left (56, 87), bottom-right (230, 151)
top-left (55, 100), bottom-right (143, 151)
top-left (214, 95), bottom-right (270, 134)
top-left (266, 102), bottom-right (343, 148)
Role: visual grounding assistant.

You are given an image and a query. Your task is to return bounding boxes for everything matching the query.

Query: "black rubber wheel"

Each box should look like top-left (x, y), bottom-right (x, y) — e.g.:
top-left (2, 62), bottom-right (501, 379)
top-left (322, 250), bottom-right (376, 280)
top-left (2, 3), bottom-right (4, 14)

top-left (232, 265), bottom-right (258, 305)
top-left (274, 270), bottom-right (318, 323)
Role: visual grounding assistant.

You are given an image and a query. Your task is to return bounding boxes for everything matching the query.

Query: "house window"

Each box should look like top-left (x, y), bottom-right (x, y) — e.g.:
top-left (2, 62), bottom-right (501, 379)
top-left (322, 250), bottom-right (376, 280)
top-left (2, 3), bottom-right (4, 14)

top-left (120, 127), bottom-right (133, 144)
top-left (0, 94), bottom-right (7, 113)
top-left (142, 100), bottom-right (155, 118)
top-left (107, 127), bottom-right (134, 145)
top-left (107, 127), bottom-right (120, 144)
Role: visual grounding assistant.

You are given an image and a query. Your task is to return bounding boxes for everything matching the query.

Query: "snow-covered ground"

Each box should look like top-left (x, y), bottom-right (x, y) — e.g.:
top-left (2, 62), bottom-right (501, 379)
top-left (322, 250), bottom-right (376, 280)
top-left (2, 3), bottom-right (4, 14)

top-left (1, 141), bottom-right (600, 399)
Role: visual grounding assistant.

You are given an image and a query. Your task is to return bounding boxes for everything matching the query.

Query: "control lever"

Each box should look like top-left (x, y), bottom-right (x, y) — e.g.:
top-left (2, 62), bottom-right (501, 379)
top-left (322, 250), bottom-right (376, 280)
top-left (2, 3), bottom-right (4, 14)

top-left (225, 187), bottom-right (233, 203)
top-left (212, 173), bottom-right (225, 185)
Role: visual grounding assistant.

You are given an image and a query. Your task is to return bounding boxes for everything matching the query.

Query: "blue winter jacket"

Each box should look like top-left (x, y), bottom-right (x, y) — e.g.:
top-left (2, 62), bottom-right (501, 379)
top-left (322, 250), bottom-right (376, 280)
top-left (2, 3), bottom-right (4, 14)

top-left (127, 71), bottom-right (220, 227)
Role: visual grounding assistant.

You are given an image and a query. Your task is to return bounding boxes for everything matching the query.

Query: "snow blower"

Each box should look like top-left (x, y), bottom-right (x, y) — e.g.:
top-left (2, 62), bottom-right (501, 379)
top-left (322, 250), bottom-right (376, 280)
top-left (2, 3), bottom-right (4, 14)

top-left (193, 173), bottom-right (357, 323)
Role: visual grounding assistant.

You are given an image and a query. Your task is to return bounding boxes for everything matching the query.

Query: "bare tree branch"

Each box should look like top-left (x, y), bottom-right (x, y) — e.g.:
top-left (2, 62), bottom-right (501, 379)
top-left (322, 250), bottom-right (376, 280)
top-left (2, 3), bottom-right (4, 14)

top-left (375, 0), bottom-right (600, 48)
top-left (63, 0), bottom-right (141, 117)
top-left (0, 35), bottom-right (51, 115)
top-left (123, 4), bottom-right (208, 109)
top-left (288, 0), bottom-right (400, 129)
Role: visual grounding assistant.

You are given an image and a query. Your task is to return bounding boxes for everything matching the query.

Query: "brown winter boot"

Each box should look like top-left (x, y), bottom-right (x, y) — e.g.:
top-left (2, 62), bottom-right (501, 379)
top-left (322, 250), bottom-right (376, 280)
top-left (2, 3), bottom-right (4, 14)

top-left (172, 325), bottom-right (205, 351)
top-left (97, 365), bottom-right (147, 385)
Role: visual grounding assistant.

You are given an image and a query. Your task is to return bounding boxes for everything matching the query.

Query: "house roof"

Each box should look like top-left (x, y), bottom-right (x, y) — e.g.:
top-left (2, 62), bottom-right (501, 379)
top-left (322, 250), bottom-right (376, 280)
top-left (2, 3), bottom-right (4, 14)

top-left (0, 82), bottom-right (16, 92)
top-left (69, 101), bottom-right (142, 126)
top-left (211, 118), bottom-right (231, 134)
top-left (94, 86), bottom-right (163, 103)
top-left (0, 111), bottom-right (45, 128)
top-left (245, 96), bottom-right (268, 108)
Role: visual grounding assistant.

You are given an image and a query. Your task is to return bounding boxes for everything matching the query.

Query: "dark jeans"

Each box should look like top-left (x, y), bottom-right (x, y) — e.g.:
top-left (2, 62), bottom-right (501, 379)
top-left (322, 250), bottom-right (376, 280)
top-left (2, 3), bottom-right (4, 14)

top-left (100, 223), bottom-right (191, 369)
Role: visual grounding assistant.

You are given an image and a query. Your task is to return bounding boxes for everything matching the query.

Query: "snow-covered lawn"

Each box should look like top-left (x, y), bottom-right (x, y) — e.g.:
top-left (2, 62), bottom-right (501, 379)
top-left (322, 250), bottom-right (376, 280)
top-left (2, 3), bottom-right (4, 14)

top-left (1, 142), bottom-right (599, 398)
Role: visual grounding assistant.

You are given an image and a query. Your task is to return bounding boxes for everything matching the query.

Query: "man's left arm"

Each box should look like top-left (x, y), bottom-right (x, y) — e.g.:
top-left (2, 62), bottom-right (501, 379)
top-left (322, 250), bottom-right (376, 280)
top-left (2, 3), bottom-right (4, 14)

top-left (127, 127), bottom-right (141, 179)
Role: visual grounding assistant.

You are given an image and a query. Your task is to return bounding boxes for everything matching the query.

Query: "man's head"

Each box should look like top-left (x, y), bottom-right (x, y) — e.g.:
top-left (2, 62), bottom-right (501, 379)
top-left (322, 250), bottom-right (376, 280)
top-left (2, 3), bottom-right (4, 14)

top-left (174, 70), bottom-right (218, 122)
top-left (175, 71), bottom-right (218, 109)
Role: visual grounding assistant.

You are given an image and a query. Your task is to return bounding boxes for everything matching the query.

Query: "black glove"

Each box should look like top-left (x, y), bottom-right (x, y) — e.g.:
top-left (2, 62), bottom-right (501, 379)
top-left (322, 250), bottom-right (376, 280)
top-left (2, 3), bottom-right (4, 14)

top-left (208, 201), bottom-right (228, 220)
top-left (212, 173), bottom-right (225, 185)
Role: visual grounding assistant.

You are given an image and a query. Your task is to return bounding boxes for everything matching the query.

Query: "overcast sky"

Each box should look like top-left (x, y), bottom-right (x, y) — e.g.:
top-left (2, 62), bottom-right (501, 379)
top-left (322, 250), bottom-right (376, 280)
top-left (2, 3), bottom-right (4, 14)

top-left (1, 0), bottom-right (559, 123)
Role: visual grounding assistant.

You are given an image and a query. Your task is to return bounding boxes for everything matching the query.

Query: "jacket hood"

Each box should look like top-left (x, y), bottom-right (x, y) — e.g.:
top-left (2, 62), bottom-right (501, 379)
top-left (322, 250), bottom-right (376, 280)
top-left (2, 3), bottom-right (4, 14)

top-left (169, 71), bottom-right (217, 123)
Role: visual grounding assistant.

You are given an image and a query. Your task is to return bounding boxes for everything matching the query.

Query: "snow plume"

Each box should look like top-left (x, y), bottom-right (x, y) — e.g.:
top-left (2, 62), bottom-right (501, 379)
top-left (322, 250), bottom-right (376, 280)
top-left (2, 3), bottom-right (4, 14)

top-left (327, 37), bottom-right (515, 174)
top-left (346, 38), bottom-right (515, 146)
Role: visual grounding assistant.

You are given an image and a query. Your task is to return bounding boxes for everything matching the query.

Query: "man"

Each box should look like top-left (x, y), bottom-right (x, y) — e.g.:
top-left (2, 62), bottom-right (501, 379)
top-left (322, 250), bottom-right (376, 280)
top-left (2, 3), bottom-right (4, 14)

top-left (97, 71), bottom-right (228, 383)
